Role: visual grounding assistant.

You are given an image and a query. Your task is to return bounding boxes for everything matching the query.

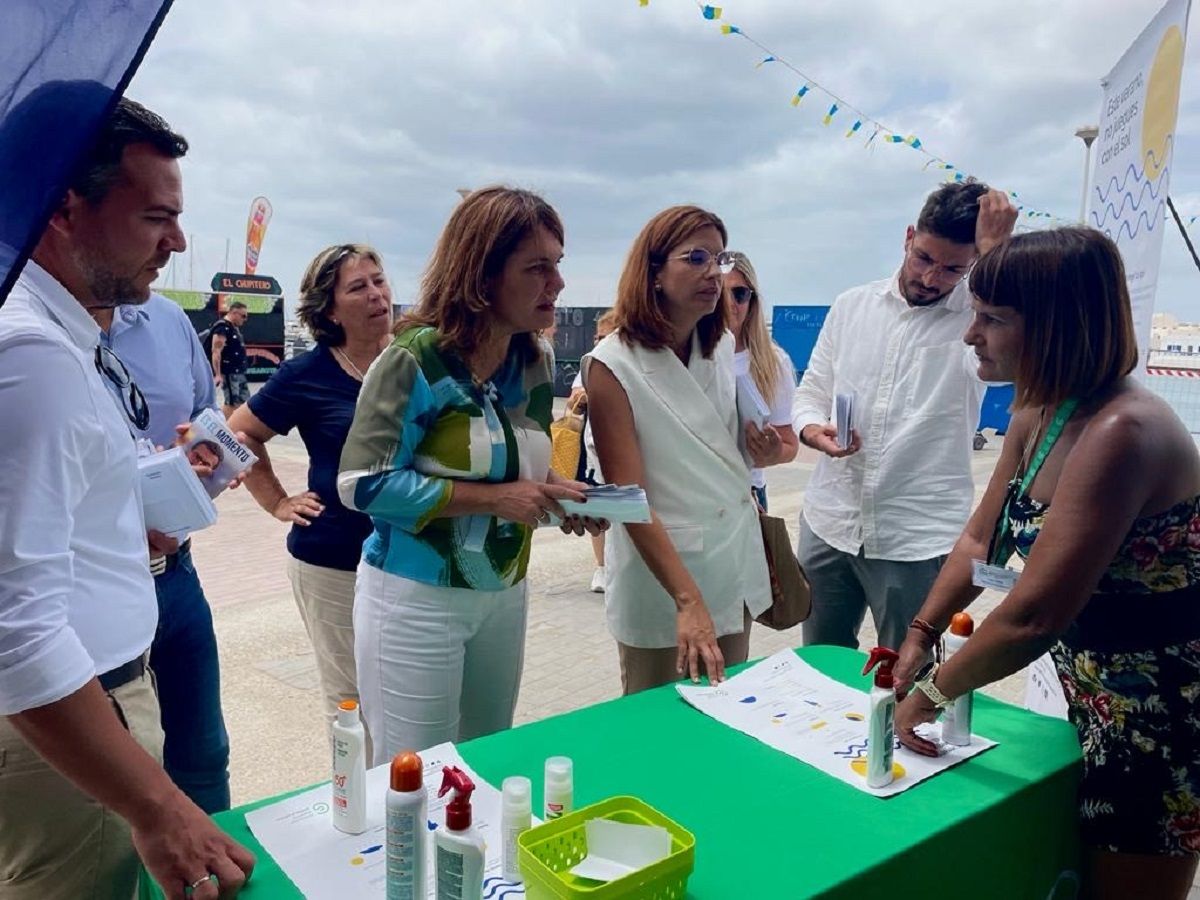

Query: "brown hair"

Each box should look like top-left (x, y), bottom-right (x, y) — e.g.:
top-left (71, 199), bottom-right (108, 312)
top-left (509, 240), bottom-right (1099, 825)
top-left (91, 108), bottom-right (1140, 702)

top-left (968, 227), bottom-right (1138, 408)
top-left (725, 251), bottom-right (780, 400)
top-left (613, 205), bottom-right (729, 358)
top-left (296, 243), bottom-right (385, 345)
top-left (399, 186), bottom-right (563, 362)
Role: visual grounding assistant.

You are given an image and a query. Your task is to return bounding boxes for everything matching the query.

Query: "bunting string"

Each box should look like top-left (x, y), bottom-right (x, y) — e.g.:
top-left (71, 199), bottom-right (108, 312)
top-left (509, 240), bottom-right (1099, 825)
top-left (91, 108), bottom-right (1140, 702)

top-left (640, 0), bottom-right (1072, 224)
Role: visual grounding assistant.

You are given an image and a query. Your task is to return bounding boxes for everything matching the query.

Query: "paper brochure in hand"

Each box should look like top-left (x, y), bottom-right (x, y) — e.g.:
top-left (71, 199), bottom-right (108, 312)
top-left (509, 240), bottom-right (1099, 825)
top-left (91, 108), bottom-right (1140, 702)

top-left (834, 393), bottom-right (855, 449)
top-left (549, 483), bottom-right (651, 525)
top-left (736, 372), bottom-right (770, 429)
top-left (138, 447), bottom-right (218, 540)
top-left (183, 408), bottom-right (258, 498)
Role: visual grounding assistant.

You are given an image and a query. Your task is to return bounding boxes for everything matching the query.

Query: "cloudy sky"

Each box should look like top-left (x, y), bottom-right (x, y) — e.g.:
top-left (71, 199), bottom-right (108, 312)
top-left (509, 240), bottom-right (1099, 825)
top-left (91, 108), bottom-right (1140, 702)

top-left (130, 0), bottom-right (1200, 321)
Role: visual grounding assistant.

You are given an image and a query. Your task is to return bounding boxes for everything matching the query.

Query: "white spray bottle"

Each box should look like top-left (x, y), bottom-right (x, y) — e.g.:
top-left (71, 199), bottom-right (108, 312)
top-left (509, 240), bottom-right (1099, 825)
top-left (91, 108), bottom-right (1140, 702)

top-left (862, 647), bottom-right (900, 789)
top-left (331, 699), bottom-right (367, 834)
top-left (386, 751), bottom-right (427, 900)
top-left (435, 766), bottom-right (485, 900)
top-left (941, 612), bottom-right (975, 747)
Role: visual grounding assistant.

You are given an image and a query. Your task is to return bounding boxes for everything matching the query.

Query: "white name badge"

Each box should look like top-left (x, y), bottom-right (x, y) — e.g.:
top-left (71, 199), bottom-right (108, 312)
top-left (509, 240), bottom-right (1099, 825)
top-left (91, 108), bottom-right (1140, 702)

top-left (972, 559), bottom-right (1019, 593)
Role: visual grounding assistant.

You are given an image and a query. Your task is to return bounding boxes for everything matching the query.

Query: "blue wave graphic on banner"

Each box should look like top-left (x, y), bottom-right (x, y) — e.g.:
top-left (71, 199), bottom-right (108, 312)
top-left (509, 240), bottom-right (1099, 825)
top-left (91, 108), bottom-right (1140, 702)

top-left (1092, 136), bottom-right (1174, 204)
top-left (1089, 173), bottom-right (1168, 229)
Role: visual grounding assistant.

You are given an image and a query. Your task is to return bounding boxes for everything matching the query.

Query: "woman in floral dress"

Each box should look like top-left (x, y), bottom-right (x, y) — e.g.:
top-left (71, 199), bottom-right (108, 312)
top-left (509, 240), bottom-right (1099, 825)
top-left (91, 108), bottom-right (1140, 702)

top-left (892, 227), bottom-right (1200, 899)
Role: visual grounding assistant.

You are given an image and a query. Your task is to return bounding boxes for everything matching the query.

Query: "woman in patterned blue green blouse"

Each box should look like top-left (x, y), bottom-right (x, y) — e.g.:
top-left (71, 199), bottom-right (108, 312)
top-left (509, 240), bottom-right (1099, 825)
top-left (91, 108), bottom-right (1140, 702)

top-left (338, 186), bottom-right (604, 764)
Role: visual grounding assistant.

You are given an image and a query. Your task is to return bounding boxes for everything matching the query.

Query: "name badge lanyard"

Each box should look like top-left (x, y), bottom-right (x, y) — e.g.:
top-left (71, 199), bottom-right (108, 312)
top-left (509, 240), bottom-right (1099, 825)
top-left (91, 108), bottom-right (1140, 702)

top-left (985, 397), bottom-right (1080, 568)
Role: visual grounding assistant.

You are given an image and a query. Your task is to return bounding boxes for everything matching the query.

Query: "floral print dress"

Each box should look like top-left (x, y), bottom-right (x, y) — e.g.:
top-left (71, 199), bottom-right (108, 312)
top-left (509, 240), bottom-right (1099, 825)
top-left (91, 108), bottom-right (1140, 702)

top-left (1006, 489), bottom-right (1200, 855)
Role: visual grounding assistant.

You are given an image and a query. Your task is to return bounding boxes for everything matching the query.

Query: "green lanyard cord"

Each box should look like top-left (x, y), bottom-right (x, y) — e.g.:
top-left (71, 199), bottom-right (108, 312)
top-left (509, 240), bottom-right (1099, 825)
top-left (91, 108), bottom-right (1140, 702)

top-left (986, 397), bottom-right (1080, 566)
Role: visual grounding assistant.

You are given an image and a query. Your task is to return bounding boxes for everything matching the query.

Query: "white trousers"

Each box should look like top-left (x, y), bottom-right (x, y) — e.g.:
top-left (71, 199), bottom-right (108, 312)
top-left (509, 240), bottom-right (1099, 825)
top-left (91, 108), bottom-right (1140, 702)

top-left (354, 562), bottom-right (528, 766)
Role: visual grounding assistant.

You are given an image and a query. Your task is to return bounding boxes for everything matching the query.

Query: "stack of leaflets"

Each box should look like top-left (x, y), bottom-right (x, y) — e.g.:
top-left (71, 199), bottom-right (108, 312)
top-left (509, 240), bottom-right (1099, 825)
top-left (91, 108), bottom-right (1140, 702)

top-left (736, 371), bottom-right (770, 429)
top-left (835, 392), bottom-right (855, 449)
top-left (550, 483), bottom-right (651, 525)
top-left (182, 408), bottom-right (258, 498)
top-left (138, 447), bottom-right (218, 540)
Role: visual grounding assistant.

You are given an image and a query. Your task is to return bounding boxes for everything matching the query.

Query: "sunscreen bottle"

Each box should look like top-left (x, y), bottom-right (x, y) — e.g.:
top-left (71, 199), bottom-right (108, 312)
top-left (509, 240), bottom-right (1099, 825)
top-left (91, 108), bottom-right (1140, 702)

top-left (862, 647), bottom-right (900, 788)
top-left (386, 751), bottom-right (427, 899)
top-left (435, 766), bottom-right (485, 900)
top-left (331, 699), bottom-right (367, 834)
top-left (941, 612), bottom-right (975, 746)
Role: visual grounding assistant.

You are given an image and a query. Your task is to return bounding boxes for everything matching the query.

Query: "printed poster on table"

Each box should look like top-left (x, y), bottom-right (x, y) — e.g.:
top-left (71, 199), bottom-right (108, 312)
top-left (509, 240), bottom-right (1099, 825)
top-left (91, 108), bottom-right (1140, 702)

top-left (244, 742), bottom-right (527, 899)
top-left (1086, 0), bottom-right (1191, 371)
top-left (677, 650), bottom-right (996, 798)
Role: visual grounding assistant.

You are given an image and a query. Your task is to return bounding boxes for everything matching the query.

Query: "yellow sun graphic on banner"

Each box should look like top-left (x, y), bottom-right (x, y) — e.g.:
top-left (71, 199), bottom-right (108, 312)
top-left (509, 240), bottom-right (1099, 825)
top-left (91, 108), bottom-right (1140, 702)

top-left (1141, 24), bottom-right (1184, 182)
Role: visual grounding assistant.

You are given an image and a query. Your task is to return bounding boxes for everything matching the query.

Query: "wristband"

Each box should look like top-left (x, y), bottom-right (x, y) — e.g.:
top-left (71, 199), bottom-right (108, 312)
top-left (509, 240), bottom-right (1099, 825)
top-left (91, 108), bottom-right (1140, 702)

top-left (909, 617), bottom-right (941, 641)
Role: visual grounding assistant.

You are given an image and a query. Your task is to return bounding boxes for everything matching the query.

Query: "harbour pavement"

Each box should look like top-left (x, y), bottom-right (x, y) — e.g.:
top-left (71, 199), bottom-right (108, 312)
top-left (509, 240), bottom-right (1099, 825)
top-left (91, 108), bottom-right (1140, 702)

top-left (195, 416), bottom-right (1025, 807)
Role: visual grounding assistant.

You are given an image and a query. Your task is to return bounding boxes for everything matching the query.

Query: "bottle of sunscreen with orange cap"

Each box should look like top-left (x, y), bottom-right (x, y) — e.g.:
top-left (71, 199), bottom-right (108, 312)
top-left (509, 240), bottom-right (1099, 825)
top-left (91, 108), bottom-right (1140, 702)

top-left (387, 751), bottom-right (427, 899)
top-left (331, 699), bottom-right (367, 834)
top-left (941, 612), bottom-right (975, 747)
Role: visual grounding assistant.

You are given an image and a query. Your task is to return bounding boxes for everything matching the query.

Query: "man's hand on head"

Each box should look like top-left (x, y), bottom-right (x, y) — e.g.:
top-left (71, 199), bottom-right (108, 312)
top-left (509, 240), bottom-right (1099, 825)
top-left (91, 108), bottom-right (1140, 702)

top-left (975, 189), bottom-right (1019, 257)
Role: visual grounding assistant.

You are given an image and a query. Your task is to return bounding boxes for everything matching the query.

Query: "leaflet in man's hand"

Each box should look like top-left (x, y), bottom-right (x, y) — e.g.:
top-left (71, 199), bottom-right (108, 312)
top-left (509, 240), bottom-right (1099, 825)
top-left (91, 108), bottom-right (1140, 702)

top-left (835, 393), bottom-right (855, 449)
top-left (138, 447), bottom-right (218, 540)
top-left (736, 372), bottom-right (770, 429)
top-left (183, 408), bottom-right (258, 498)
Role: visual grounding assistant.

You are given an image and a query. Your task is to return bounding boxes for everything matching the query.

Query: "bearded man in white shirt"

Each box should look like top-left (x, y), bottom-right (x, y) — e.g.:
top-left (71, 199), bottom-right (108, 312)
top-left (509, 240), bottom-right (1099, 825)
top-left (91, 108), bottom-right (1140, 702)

top-left (792, 182), bottom-right (1018, 653)
top-left (0, 90), bottom-right (254, 899)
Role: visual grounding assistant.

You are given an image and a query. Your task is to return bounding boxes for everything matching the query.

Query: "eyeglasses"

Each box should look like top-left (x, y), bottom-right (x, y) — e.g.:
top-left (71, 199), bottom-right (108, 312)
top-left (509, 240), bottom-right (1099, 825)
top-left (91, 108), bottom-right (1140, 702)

top-left (730, 286), bottom-right (755, 305)
top-left (906, 248), bottom-right (971, 283)
top-left (94, 346), bottom-right (150, 431)
top-left (671, 248), bottom-right (737, 275)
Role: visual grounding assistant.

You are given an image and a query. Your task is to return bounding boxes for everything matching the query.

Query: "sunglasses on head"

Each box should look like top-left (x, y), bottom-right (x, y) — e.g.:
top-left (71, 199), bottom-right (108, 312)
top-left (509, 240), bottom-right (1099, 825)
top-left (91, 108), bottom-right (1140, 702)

top-left (730, 286), bottom-right (755, 305)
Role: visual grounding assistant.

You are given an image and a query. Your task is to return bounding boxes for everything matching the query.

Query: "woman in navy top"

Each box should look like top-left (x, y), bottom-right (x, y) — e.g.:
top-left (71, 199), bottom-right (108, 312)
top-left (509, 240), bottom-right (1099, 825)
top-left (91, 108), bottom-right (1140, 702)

top-left (228, 244), bottom-right (393, 754)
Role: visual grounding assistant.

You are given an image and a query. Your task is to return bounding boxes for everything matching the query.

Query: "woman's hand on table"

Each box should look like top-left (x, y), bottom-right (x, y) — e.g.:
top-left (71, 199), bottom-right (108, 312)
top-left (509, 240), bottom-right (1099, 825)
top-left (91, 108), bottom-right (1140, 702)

top-left (895, 689), bottom-right (942, 758)
top-left (492, 479), bottom-right (585, 527)
top-left (272, 491), bottom-right (325, 526)
top-left (676, 600), bottom-right (725, 684)
top-left (893, 630), bottom-right (935, 700)
top-left (132, 793), bottom-right (255, 899)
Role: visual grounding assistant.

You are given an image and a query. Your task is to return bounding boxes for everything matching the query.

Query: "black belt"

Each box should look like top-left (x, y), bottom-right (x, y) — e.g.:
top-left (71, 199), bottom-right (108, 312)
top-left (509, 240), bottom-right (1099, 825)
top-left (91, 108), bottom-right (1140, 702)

top-left (98, 654), bottom-right (147, 692)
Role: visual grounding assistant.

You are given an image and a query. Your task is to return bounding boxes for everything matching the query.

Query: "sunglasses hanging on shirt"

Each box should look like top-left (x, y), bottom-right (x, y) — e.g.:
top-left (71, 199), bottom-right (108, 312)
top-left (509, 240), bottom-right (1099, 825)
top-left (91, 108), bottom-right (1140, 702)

top-left (94, 345), bottom-right (150, 432)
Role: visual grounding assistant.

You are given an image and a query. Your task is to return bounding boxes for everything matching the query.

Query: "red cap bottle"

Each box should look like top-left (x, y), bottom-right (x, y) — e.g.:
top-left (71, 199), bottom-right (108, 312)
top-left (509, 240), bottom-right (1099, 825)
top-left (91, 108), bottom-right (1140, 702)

top-left (438, 766), bottom-right (476, 832)
top-left (862, 647), bottom-right (900, 688)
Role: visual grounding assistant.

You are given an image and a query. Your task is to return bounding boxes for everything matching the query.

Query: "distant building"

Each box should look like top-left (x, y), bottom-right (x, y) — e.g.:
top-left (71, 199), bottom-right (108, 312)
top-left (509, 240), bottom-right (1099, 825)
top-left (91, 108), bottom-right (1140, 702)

top-left (1150, 312), bottom-right (1200, 368)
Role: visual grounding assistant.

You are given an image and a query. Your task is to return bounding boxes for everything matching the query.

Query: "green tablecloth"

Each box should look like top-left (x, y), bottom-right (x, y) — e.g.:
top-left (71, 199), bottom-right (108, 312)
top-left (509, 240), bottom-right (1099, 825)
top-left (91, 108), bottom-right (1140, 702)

top-left (140, 646), bottom-right (1082, 899)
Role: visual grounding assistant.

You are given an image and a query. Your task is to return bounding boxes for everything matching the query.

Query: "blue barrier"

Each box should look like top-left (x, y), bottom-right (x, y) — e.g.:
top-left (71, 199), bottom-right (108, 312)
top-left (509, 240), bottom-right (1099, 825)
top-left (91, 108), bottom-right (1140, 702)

top-left (979, 384), bottom-right (1014, 435)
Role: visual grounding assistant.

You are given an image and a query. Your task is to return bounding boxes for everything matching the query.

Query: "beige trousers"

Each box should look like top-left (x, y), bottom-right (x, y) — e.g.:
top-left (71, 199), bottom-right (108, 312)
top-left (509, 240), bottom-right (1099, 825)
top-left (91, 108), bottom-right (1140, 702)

top-left (287, 558), bottom-right (369, 758)
top-left (617, 608), bottom-right (753, 696)
top-left (0, 670), bottom-right (164, 900)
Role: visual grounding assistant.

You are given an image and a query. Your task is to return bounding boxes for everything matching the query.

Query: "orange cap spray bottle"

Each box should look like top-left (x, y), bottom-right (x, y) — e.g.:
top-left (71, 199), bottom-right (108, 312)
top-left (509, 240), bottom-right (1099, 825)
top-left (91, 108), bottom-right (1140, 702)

top-left (941, 613), bottom-right (975, 746)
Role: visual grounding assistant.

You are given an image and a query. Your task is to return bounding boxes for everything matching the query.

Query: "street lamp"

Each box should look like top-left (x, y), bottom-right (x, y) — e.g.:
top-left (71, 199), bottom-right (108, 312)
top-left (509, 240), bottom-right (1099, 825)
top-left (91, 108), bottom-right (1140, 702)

top-left (1075, 125), bottom-right (1100, 224)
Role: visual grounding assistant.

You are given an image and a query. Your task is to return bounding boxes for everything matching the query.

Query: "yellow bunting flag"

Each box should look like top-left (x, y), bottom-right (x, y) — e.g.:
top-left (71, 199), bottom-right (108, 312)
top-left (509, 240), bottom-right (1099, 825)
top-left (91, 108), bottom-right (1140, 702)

top-left (720, 23), bottom-right (739, 34)
top-left (702, 4), bottom-right (722, 19)
top-left (822, 102), bottom-right (839, 125)
top-left (790, 84), bottom-right (810, 106)
top-left (845, 119), bottom-right (862, 138)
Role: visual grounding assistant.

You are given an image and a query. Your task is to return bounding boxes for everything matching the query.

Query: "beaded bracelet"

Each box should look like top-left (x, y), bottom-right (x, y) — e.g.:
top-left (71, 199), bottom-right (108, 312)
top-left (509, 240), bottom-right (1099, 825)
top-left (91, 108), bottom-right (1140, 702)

top-left (908, 617), bottom-right (941, 641)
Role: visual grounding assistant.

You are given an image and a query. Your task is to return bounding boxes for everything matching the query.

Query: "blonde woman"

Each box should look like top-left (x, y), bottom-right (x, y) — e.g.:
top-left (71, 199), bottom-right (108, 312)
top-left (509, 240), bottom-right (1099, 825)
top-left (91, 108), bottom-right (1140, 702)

top-left (725, 252), bottom-right (799, 510)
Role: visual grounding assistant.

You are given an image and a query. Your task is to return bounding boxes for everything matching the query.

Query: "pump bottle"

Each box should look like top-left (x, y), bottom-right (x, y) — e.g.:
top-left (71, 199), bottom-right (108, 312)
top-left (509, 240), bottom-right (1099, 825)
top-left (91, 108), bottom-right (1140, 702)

top-left (435, 766), bottom-right (485, 900)
top-left (386, 751), bottom-right (427, 900)
top-left (331, 699), bottom-right (367, 834)
top-left (940, 612), bottom-right (975, 747)
top-left (500, 776), bottom-right (532, 883)
top-left (543, 756), bottom-right (573, 820)
top-left (862, 647), bottom-right (900, 788)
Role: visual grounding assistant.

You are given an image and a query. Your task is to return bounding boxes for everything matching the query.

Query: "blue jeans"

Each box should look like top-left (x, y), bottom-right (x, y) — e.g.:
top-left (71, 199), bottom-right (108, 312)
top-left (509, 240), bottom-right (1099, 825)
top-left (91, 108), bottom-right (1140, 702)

top-left (150, 545), bottom-right (231, 812)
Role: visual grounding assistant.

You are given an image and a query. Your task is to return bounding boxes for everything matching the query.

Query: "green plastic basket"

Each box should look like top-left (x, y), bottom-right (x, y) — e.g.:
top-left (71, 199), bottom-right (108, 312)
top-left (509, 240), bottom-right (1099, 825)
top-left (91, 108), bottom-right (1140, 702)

top-left (517, 795), bottom-right (695, 899)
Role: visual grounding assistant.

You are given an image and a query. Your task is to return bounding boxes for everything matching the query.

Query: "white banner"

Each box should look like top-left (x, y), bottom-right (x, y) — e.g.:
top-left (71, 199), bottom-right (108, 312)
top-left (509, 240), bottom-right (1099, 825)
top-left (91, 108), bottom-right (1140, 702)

top-left (1087, 0), bottom-right (1191, 372)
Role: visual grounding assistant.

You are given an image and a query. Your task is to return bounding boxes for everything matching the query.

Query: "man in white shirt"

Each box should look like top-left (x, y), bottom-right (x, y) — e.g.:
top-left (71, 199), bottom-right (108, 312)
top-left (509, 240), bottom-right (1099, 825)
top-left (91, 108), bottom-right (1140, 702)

top-left (792, 182), bottom-right (1017, 653)
top-left (0, 94), bottom-right (253, 899)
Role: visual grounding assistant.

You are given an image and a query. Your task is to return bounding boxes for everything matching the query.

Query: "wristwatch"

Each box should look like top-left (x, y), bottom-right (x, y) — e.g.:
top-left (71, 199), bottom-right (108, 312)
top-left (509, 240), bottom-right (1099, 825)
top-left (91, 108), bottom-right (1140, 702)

top-left (913, 661), bottom-right (954, 710)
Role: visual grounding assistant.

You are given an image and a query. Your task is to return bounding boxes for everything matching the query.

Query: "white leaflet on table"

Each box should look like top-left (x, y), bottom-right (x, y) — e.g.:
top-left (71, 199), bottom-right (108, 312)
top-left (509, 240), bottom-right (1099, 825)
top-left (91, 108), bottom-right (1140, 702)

top-left (676, 650), bottom-right (996, 797)
top-left (137, 447), bottom-right (217, 540)
top-left (244, 742), bottom-right (532, 898)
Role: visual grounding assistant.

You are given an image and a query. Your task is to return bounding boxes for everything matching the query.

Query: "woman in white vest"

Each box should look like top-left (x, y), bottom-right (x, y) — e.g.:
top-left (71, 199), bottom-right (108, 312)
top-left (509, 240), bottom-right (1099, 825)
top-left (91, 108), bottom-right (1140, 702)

top-left (584, 205), bottom-right (771, 694)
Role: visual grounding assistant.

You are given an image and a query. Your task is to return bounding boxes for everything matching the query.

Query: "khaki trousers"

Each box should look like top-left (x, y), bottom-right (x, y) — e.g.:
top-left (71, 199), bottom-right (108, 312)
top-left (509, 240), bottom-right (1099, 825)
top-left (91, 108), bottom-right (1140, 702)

top-left (0, 670), bottom-right (164, 900)
top-left (287, 558), bottom-right (369, 759)
top-left (618, 608), bottom-right (753, 696)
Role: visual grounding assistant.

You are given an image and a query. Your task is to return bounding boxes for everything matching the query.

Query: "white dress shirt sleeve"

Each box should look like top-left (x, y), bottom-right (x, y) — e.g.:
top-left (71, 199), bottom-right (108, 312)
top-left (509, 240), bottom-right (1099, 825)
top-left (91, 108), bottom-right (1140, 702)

top-left (791, 298), bottom-right (842, 436)
top-left (0, 338), bottom-right (101, 713)
top-left (769, 345), bottom-right (797, 428)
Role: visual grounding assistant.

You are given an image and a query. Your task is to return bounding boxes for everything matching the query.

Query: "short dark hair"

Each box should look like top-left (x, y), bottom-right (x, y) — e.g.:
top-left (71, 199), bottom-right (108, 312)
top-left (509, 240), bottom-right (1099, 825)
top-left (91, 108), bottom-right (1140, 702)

top-left (70, 97), bottom-right (188, 205)
top-left (916, 181), bottom-right (990, 245)
top-left (968, 227), bottom-right (1138, 408)
top-left (228, 300), bottom-right (248, 312)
